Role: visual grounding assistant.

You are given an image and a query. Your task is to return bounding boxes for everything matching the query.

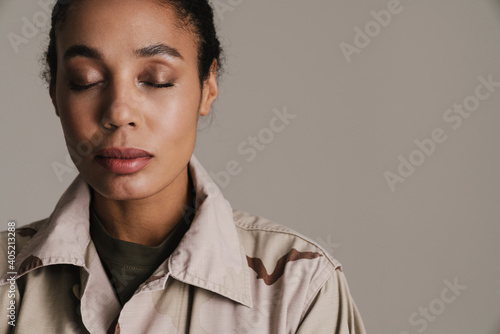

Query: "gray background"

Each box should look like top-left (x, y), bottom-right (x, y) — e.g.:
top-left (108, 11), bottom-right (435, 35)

top-left (1, 0), bottom-right (500, 333)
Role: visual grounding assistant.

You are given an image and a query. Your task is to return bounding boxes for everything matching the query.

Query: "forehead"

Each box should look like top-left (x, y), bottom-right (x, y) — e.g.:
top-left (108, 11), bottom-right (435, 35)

top-left (57, 0), bottom-right (198, 63)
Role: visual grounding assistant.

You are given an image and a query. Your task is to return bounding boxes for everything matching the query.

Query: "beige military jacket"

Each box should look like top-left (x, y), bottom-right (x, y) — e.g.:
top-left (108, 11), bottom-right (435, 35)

top-left (0, 154), bottom-right (366, 333)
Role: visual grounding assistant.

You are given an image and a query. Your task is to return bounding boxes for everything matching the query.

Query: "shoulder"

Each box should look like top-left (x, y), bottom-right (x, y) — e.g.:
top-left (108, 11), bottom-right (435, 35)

top-left (231, 210), bottom-right (366, 332)
top-left (232, 209), bottom-right (343, 288)
top-left (0, 219), bottom-right (48, 273)
top-left (231, 209), bottom-right (356, 327)
top-left (232, 209), bottom-right (341, 268)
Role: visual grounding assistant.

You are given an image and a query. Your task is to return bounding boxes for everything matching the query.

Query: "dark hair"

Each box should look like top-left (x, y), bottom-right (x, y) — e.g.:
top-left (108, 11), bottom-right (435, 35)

top-left (42, 0), bottom-right (225, 92)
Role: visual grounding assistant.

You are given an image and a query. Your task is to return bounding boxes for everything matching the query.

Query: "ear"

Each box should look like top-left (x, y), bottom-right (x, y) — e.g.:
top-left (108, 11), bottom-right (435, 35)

top-left (199, 59), bottom-right (219, 117)
top-left (49, 83), bottom-right (60, 117)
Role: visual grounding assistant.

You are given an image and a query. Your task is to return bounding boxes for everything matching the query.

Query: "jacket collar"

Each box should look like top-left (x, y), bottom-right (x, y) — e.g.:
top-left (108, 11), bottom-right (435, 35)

top-left (0, 154), bottom-right (252, 307)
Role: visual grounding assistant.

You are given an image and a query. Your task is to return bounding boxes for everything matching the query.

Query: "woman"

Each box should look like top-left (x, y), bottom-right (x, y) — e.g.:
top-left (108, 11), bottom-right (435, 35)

top-left (0, 0), bottom-right (366, 333)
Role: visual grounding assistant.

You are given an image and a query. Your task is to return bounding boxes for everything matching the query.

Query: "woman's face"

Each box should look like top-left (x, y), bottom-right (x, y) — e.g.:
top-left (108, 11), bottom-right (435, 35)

top-left (51, 0), bottom-right (218, 200)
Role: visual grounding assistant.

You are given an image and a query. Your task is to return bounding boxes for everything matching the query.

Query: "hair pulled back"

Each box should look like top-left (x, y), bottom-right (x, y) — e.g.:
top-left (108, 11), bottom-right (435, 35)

top-left (43, 0), bottom-right (224, 91)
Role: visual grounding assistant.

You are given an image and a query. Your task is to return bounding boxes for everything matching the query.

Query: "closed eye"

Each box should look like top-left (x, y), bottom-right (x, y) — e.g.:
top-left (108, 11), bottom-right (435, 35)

top-left (69, 82), bottom-right (101, 91)
top-left (68, 81), bottom-right (174, 91)
top-left (142, 82), bottom-right (175, 88)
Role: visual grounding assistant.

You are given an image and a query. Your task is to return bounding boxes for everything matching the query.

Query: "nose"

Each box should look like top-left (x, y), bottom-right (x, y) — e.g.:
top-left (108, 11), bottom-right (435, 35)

top-left (101, 79), bottom-right (143, 130)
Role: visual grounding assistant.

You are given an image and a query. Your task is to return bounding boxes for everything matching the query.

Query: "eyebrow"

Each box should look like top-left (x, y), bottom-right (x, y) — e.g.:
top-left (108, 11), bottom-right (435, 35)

top-left (63, 45), bottom-right (102, 61)
top-left (63, 43), bottom-right (184, 61)
top-left (135, 43), bottom-right (184, 60)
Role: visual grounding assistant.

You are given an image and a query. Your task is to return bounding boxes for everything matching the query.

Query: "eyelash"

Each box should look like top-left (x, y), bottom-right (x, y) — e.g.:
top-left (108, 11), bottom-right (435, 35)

top-left (69, 82), bottom-right (100, 91)
top-left (68, 81), bottom-right (174, 91)
top-left (143, 82), bottom-right (174, 89)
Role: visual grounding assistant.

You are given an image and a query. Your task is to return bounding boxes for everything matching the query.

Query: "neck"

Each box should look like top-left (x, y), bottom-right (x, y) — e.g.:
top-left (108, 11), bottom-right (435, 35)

top-left (91, 165), bottom-right (195, 247)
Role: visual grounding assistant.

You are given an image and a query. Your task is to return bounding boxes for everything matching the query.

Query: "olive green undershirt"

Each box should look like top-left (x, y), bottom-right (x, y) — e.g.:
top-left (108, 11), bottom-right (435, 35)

top-left (89, 201), bottom-right (194, 306)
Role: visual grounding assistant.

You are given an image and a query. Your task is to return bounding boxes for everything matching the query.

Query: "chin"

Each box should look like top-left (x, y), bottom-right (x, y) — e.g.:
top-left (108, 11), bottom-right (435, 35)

top-left (86, 172), bottom-right (159, 202)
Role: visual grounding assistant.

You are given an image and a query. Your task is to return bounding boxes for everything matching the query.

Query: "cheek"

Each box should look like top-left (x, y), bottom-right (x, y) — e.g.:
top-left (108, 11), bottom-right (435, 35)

top-left (147, 85), bottom-right (201, 141)
top-left (57, 94), bottom-right (99, 145)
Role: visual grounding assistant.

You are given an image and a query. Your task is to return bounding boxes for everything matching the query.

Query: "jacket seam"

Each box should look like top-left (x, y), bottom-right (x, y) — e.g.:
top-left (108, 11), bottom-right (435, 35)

top-left (298, 264), bottom-right (336, 324)
top-left (172, 269), bottom-right (250, 306)
top-left (235, 219), bottom-right (341, 270)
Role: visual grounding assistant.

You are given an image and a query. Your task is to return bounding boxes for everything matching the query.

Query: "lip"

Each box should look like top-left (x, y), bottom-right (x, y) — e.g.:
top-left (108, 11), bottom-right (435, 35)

top-left (95, 148), bottom-right (154, 174)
